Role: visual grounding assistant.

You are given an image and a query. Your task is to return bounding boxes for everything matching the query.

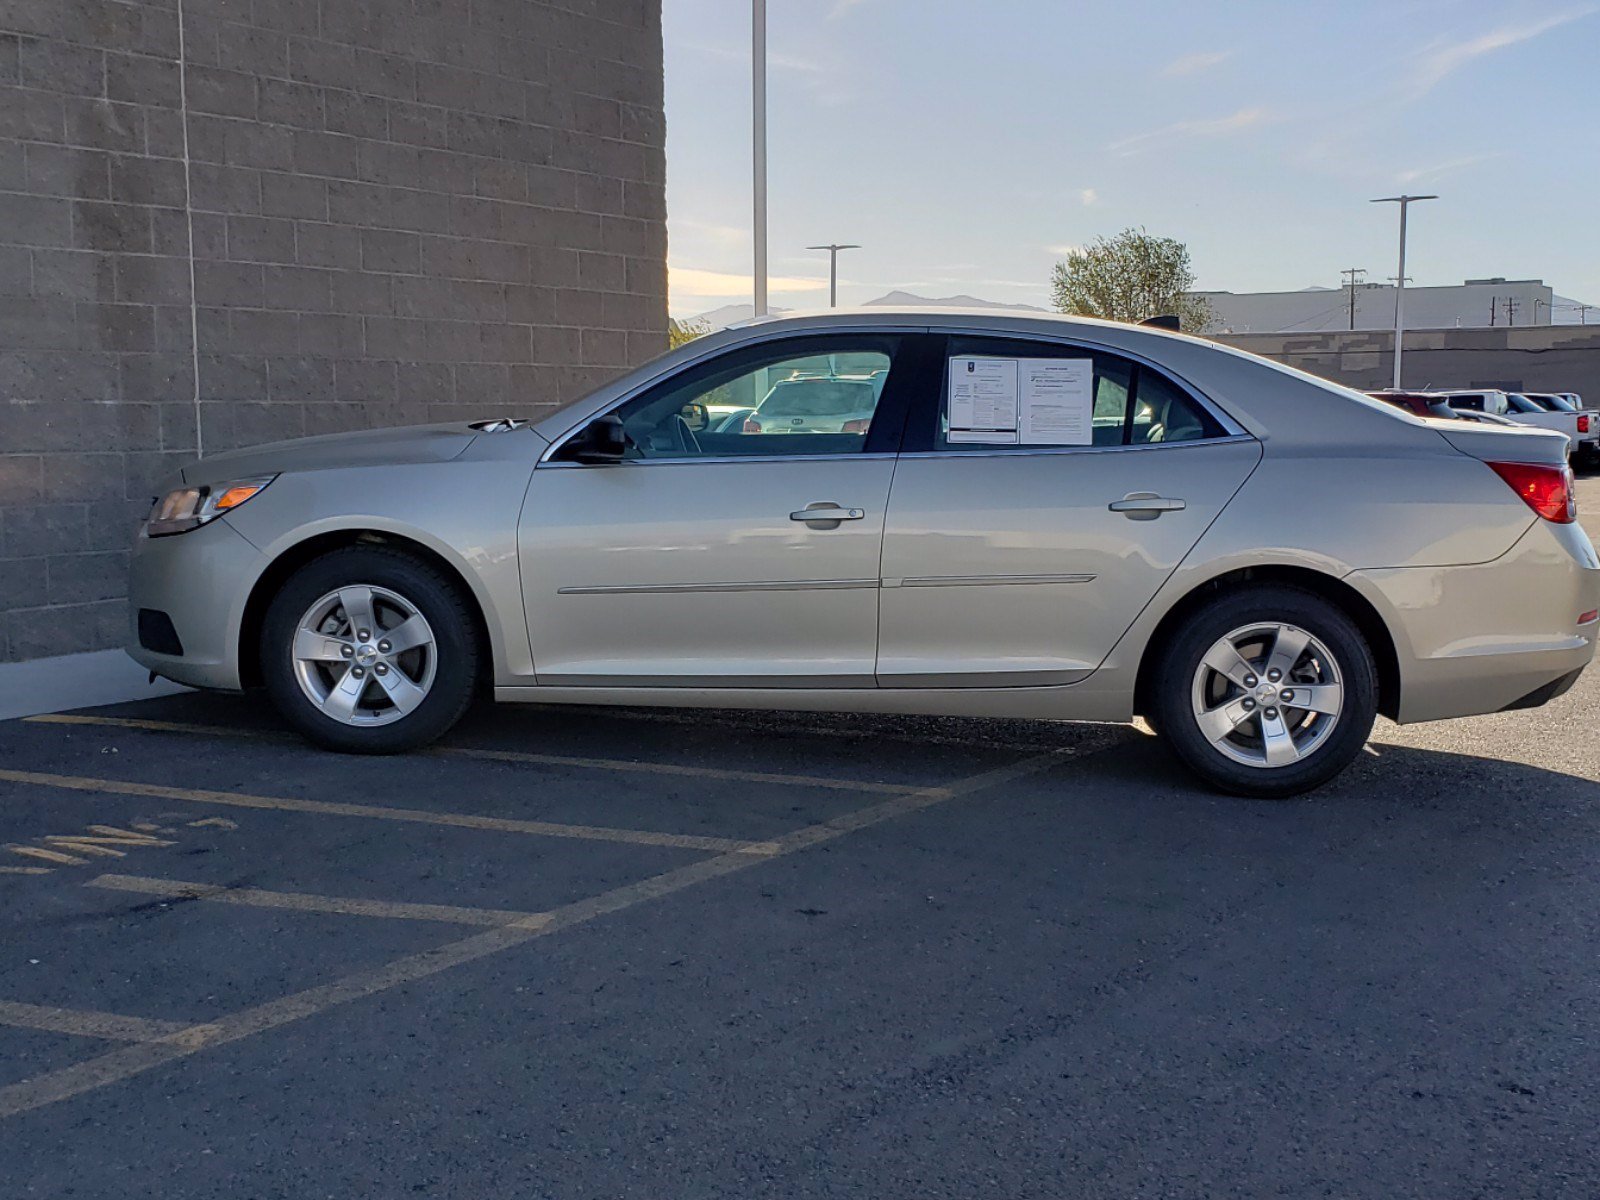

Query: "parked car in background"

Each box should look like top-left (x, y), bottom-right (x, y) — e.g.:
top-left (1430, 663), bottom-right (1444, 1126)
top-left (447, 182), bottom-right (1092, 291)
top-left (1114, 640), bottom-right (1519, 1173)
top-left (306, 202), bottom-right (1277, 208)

top-left (1365, 391), bottom-right (1519, 426)
top-left (744, 374), bottom-right (883, 436)
top-left (1365, 390), bottom-right (1456, 418)
top-left (125, 310), bottom-right (1599, 799)
top-left (1524, 393), bottom-right (1599, 464)
top-left (1435, 390), bottom-right (1582, 455)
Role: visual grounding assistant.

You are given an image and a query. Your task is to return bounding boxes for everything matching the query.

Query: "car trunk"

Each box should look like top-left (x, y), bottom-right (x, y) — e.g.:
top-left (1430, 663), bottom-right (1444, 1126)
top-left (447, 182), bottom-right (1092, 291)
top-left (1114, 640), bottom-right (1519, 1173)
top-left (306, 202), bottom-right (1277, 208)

top-left (1437, 423), bottom-right (1570, 466)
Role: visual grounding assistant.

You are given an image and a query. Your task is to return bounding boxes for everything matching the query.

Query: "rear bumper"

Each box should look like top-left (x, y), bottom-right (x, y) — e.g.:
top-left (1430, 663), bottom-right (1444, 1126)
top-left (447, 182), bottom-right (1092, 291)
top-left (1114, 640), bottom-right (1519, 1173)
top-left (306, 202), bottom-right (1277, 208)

top-left (1349, 519), bottom-right (1600, 723)
top-left (125, 517), bottom-right (266, 690)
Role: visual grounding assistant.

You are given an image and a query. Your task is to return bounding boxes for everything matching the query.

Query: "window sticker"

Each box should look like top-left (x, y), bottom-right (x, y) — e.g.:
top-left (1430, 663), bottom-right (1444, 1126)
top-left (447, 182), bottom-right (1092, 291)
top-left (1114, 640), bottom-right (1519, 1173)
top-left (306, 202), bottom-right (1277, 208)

top-left (948, 357), bottom-right (1019, 442)
top-left (947, 356), bottom-right (1094, 445)
top-left (1019, 358), bottom-right (1093, 445)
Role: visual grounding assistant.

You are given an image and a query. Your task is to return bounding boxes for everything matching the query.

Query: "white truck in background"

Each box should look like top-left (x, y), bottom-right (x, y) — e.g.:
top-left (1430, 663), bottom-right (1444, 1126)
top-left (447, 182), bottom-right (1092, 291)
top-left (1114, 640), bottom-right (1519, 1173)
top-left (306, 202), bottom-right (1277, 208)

top-left (1435, 390), bottom-right (1587, 459)
top-left (1524, 393), bottom-right (1600, 465)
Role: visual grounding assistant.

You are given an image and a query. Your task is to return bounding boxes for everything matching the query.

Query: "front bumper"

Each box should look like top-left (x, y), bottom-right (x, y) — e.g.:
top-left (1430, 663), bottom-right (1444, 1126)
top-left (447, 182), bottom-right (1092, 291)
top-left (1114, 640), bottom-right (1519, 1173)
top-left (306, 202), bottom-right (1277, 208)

top-left (1349, 518), bottom-right (1600, 723)
top-left (126, 517), bottom-right (268, 690)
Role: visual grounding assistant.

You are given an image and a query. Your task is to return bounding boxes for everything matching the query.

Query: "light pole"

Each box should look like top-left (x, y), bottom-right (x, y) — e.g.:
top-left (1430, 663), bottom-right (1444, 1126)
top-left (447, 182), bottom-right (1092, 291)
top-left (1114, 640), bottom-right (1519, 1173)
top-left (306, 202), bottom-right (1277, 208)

top-left (1371, 194), bottom-right (1437, 388)
top-left (807, 244), bottom-right (860, 307)
top-left (752, 0), bottom-right (767, 316)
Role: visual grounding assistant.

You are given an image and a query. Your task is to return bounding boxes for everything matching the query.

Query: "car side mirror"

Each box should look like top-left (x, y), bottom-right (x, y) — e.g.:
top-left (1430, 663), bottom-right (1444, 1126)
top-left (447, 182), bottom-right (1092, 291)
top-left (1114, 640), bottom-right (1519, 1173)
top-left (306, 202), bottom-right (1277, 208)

top-left (568, 414), bottom-right (629, 464)
top-left (679, 401), bottom-right (708, 431)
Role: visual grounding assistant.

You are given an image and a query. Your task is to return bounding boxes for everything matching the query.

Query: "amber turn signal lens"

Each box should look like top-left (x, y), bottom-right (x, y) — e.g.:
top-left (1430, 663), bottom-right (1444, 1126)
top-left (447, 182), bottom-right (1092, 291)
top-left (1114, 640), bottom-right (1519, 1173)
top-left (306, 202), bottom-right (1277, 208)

top-left (213, 484), bottom-right (265, 510)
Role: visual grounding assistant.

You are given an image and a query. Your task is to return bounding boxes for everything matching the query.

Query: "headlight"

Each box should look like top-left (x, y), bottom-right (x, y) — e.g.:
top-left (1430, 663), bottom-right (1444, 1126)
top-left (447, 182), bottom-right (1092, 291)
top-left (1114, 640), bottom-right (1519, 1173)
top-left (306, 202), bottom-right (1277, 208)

top-left (145, 476), bottom-right (276, 537)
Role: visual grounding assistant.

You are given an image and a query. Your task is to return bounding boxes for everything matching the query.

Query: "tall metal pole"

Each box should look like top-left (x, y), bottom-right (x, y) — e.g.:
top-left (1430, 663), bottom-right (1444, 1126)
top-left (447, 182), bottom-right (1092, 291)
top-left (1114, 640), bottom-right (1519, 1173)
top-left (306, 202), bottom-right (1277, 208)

top-left (1372, 194), bottom-right (1437, 389)
top-left (807, 243), bottom-right (861, 307)
top-left (752, 0), bottom-right (767, 317)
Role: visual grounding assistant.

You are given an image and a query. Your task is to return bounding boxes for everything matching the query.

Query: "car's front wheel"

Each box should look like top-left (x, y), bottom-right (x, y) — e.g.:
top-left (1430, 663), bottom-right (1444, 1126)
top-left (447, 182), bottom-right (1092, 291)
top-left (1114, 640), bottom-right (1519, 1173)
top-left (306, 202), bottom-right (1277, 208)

top-left (261, 546), bottom-right (480, 753)
top-left (1149, 586), bottom-right (1377, 798)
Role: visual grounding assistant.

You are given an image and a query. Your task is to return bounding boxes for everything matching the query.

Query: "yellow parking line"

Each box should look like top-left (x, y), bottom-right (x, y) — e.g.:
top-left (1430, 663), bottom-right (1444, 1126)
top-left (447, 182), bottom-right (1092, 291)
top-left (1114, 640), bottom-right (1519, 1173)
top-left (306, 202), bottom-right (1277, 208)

top-left (0, 1000), bottom-right (190, 1044)
top-left (88, 873), bottom-right (552, 929)
top-left (24, 713), bottom-right (931, 795)
top-left (0, 866), bottom-right (53, 875)
top-left (436, 744), bottom-right (932, 794)
top-left (27, 714), bottom-right (269, 737)
top-left (0, 768), bottom-right (777, 857)
top-left (0, 739), bottom-right (1110, 1121)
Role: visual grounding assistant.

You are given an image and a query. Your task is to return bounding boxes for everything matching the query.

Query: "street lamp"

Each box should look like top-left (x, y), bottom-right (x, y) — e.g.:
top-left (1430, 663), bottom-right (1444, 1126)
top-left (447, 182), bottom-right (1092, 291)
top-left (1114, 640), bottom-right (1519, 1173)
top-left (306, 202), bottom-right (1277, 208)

top-left (752, 0), bottom-right (767, 316)
top-left (806, 244), bottom-right (860, 307)
top-left (1371, 194), bottom-right (1437, 388)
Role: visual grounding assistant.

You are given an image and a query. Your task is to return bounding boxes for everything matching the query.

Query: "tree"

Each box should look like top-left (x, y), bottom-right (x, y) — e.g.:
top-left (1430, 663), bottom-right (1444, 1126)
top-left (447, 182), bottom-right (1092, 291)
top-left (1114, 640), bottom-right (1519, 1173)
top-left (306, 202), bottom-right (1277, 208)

top-left (1050, 227), bottom-right (1212, 332)
top-left (668, 316), bottom-right (710, 349)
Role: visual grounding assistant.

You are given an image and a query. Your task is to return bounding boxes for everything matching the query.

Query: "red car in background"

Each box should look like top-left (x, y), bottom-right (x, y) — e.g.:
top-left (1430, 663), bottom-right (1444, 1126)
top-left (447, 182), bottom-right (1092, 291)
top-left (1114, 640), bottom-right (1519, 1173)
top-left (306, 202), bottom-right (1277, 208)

top-left (1365, 390), bottom-right (1519, 426)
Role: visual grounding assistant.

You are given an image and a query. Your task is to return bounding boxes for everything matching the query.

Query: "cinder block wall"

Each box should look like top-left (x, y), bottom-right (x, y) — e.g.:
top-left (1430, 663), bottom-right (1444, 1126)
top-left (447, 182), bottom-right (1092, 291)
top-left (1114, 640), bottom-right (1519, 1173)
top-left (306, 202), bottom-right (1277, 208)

top-left (0, 0), bottom-right (666, 663)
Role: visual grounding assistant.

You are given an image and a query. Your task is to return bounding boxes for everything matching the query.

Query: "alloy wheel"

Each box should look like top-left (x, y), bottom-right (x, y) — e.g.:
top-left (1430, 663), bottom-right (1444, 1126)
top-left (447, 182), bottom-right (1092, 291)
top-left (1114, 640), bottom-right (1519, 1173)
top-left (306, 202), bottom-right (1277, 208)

top-left (1189, 622), bottom-right (1344, 769)
top-left (291, 585), bottom-right (437, 726)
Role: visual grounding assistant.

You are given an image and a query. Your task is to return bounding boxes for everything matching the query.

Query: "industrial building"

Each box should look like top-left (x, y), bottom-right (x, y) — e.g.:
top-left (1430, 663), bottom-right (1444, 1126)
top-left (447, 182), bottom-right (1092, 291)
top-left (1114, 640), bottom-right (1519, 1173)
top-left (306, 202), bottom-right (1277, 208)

top-left (1198, 277), bottom-right (1593, 335)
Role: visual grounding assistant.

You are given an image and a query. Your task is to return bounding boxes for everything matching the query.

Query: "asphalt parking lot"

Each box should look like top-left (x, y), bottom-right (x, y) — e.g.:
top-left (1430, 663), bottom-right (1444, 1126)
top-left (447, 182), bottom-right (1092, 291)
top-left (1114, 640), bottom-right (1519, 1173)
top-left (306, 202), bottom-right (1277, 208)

top-left (2, 481), bottom-right (1598, 1199)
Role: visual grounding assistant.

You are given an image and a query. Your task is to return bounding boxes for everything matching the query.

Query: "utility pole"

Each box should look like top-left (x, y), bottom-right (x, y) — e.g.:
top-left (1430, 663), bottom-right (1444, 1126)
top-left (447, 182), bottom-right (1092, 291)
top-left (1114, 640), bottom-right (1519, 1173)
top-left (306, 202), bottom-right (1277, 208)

top-left (752, 0), bottom-right (767, 316)
top-left (1371, 194), bottom-right (1437, 389)
top-left (1504, 297), bottom-right (1519, 327)
top-left (806, 244), bottom-right (860, 307)
top-left (1489, 296), bottom-right (1497, 327)
top-left (1578, 303), bottom-right (1594, 325)
top-left (1341, 267), bottom-right (1366, 330)
top-left (1533, 297), bottom-right (1549, 324)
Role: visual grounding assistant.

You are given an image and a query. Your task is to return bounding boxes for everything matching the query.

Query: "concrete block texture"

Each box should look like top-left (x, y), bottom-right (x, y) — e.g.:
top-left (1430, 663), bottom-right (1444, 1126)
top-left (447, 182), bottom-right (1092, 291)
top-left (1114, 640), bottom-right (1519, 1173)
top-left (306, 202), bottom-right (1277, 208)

top-left (0, 0), bottom-right (666, 662)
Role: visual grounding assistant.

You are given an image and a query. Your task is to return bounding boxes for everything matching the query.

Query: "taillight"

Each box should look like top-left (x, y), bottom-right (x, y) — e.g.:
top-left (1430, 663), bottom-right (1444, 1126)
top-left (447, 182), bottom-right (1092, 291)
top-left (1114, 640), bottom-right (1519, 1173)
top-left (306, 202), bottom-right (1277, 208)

top-left (1487, 460), bottom-right (1576, 523)
top-left (743, 417), bottom-right (763, 433)
top-left (1580, 414), bottom-right (1591, 434)
top-left (841, 418), bottom-right (871, 434)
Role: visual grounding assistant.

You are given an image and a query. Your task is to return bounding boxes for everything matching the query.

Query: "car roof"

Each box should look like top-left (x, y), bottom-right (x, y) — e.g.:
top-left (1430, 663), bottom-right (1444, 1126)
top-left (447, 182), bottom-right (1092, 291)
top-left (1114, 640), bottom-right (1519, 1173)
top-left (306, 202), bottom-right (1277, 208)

top-left (728, 306), bottom-right (1179, 340)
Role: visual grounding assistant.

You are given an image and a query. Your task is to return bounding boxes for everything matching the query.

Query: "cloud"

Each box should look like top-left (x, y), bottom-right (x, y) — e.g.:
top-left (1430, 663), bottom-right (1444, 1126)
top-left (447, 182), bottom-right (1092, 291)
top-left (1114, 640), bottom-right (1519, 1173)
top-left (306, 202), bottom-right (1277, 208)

top-left (1079, 188), bottom-right (1098, 206)
top-left (685, 41), bottom-right (827, 74)
top-left (669, 265), bottom-right (825, 300)
top-left (1046, 244), bottom-right (1082, 258)
top-left (1109, 106), bottom-right (1271, 154)
top-left (1161, 49), bottom-right (1234, 77)
top-left (670, 218), bottom-right (748, 250)
top-left (1405, 7), bottom-right (1597, 98)
top-left (1396, 153), bottom-right (1498, 184)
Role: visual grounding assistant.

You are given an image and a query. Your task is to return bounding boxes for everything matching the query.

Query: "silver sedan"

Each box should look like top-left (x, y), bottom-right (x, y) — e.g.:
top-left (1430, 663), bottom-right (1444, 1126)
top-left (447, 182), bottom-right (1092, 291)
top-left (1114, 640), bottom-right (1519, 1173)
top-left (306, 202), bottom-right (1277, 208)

top-left (127, 310), bottom-right (1600, 797)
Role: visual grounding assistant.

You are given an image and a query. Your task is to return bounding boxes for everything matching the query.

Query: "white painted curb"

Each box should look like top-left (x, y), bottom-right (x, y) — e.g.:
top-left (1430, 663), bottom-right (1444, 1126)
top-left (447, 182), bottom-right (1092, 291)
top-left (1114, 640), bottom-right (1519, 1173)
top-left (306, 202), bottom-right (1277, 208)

top-left (0, 650), bottom-right (190, 722)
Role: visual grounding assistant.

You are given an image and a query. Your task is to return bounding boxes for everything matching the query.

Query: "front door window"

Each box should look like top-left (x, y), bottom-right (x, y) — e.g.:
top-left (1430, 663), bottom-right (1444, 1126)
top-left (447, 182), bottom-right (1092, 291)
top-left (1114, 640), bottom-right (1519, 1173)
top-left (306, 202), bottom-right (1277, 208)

top-left (585, 338), bottom-right (902, 460)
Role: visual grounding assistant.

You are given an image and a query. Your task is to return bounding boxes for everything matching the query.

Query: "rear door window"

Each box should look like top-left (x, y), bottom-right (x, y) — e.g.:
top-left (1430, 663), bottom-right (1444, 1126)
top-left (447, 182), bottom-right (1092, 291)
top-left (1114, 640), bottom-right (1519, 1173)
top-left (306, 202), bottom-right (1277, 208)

top-left (911, 335), bottom-right (1224, 451)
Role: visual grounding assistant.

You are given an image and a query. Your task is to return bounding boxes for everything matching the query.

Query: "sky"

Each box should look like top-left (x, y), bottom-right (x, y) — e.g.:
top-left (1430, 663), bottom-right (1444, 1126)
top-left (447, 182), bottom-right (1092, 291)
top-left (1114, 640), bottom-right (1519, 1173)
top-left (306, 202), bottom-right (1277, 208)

top-left (661, 0), bottom-right (1600, 319)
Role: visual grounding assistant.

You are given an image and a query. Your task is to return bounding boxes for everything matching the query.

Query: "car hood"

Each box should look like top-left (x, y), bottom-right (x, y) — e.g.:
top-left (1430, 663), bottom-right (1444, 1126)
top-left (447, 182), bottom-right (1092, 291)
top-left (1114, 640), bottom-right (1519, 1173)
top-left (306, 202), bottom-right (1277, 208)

top-left (181, 423), bottom-right (481, 484)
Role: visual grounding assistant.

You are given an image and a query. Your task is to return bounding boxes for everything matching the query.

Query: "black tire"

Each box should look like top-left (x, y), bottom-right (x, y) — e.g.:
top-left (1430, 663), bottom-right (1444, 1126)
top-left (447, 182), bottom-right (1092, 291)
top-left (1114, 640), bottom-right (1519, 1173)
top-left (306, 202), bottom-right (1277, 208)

top-left (260, 545), bottom-right (480, 754)
top-left (1148, 585), bottom-right (1377, 799)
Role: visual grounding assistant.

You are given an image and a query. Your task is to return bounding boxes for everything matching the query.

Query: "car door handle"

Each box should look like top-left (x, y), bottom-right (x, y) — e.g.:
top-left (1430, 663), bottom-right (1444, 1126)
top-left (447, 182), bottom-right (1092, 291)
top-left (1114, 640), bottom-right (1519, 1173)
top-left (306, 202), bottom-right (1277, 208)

top-left (790, 504), bottom-right (865, 524)
top-left (1109, 493), bottom-right (1186, 520)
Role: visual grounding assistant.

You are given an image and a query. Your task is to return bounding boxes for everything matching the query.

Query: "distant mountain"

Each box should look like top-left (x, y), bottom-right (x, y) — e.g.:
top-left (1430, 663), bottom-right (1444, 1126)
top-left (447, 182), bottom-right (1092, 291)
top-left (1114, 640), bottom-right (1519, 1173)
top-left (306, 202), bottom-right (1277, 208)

top-left (684, 303), bottom-right (793, 329)
top-left (689, 291), bottom-right (1045, 329)
top-left (863, 290), bottom-right (1047, 311)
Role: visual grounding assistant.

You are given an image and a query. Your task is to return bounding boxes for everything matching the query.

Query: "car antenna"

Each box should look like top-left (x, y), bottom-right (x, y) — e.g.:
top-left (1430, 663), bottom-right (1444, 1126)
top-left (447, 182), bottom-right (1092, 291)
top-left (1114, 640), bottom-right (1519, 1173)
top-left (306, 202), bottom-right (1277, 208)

top-left (1140, 314), bottom-right (1181, 331)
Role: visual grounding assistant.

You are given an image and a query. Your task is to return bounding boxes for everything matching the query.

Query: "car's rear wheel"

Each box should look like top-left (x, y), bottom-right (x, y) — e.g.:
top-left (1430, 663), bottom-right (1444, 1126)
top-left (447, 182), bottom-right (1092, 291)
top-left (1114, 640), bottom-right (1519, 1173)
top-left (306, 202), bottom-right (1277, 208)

top-left (261, 546), bottom-right (479, 753)
top-left (1149, 586), bottom-right (1377, 798)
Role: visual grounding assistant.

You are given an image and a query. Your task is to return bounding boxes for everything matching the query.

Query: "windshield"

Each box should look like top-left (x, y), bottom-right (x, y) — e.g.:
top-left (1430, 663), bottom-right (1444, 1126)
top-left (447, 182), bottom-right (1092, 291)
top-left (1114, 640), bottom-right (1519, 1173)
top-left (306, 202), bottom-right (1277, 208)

top-left (1532, 393), bottom-right (1579, 412)
top-left (1506, 394), bottom-right (1544, 412)
top-left (756, 379), bottom-right (877, 417)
